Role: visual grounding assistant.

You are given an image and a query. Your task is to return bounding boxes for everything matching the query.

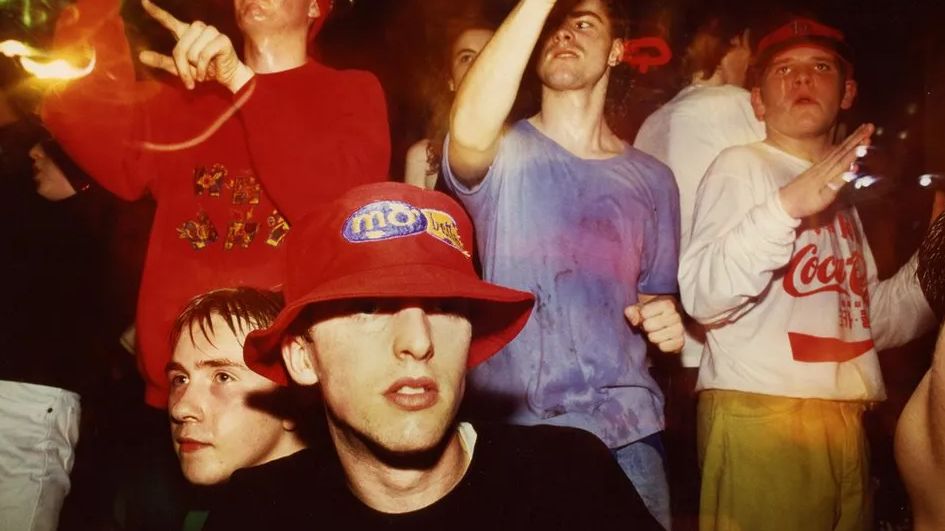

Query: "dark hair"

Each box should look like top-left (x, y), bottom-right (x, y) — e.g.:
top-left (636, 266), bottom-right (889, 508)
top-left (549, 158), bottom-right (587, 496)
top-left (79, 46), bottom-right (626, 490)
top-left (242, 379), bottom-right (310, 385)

top-left (170, 287), bottom-right (285, 350)
top-left (919, 212), bottom-right (945, 319)
top-left (421, 4), bottom-right (502, 176)
top-left (680, 15), bottom-right (748, 83)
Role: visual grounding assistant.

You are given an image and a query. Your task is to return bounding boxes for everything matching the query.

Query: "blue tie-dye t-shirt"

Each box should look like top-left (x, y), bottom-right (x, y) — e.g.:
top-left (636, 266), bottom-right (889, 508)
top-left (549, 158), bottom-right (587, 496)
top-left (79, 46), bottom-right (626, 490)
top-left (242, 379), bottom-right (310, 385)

top-left (444, 120), bottom-right (680, 447)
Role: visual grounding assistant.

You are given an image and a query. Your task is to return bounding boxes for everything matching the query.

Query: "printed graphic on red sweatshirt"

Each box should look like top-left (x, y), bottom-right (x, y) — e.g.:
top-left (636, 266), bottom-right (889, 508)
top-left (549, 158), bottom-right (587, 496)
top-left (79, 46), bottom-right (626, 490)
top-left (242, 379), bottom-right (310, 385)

top-left (782, 212), bottom-right (874, 363)
top-left (225, 210), bottom-right (259, 250)
top-left (177, 210), bottom-right (218, 250)
top-left (179, 163), bottom-right (289, 251)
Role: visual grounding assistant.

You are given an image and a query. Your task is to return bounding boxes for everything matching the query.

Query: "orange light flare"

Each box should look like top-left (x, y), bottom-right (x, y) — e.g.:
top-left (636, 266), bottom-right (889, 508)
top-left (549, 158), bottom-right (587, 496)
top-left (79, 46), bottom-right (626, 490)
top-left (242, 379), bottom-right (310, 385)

top-left (0, 39), bottom-right (95, 80)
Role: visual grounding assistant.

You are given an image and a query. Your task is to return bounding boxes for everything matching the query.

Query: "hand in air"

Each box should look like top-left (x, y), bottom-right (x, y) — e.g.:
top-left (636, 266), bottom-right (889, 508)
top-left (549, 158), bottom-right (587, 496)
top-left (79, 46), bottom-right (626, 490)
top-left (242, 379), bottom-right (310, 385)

top-left (137, 0), bottom-right (253, 93)
top-left (777, 123), bottom-right (875, 219)
top-left (625, 296), bottom-right (684, 353)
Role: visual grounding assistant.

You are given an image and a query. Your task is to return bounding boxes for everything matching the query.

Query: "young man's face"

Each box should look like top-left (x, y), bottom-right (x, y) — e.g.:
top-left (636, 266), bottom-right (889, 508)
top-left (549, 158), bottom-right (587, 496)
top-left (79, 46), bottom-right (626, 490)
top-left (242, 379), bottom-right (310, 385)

top-left (233, 0), bottom-right (318, 38)
top-left (751, 45), bottom-right (857, 140)
top-left (535, 0), bottom-right (623, 91)
top-left (168, 316), bottom-right (301, 485)
top-left (287, 299), bottom-right (472, 457)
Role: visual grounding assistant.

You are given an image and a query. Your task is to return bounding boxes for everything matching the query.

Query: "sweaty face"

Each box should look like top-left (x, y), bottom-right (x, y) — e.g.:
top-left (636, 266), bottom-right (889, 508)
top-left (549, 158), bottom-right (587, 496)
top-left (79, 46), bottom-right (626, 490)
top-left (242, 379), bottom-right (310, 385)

top-left (233, 0), bottom-right (317, 38)
top-left (752, 45), bottom-right (856, 140)
top-left (536, 0), bottom-right (622, 91)
top-left (449, 28), bottom-right (494, 92)
top-left (29, 144), bottom-right (76, 202)
top-left (303, 299), bottom-right (472, 457)
top-left (168, 317), bottom-right (301, 486)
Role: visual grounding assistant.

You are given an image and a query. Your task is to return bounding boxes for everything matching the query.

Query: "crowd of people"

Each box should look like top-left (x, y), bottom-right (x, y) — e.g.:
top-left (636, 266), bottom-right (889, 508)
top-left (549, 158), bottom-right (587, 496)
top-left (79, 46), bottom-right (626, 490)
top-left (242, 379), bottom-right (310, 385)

top-left (1, 0), bottom-right (944, 530)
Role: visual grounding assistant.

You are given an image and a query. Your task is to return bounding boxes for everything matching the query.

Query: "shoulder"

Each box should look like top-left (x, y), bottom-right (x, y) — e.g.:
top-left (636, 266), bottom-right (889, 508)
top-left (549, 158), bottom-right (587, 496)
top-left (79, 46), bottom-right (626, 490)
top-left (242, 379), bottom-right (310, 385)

top-left (219, 449), bottom-right (317, 507)
top-left (476, 423), bottom-right (613, 466)
top-left (406, 138), bottom-right (431, 161)
top-left (711, 142), bottom-right (770, 171)
top-left (306, 62), bottom-right (382, 91)
top-left (205, 449), bottom-right (328, 530)
top-left (622, 147), bottom-right (678, 191)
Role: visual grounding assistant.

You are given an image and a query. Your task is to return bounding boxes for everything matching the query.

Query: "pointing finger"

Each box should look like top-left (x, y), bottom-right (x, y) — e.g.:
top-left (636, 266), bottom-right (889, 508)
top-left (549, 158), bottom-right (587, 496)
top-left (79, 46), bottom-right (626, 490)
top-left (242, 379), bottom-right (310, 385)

top-left (142, 0), bottom-right (187, 39)
top-left (138, 50), bottom-right (178, 76)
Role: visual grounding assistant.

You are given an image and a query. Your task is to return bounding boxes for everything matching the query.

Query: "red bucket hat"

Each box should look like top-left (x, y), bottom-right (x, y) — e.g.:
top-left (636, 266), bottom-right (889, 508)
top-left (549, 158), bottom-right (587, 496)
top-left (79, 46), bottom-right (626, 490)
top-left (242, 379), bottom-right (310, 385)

top-left (243, 182), bottom-right (535, 385)
top-left (751, 16), bottom-right (854, 82)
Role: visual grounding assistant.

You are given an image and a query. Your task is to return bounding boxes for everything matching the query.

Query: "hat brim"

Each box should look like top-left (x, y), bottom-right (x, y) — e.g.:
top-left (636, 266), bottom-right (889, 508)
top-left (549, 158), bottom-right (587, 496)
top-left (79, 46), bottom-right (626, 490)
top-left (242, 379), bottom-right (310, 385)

top-left (752, 36), bottom-right (854, 76)
top-left (244, 263), bottom-right (534, 385)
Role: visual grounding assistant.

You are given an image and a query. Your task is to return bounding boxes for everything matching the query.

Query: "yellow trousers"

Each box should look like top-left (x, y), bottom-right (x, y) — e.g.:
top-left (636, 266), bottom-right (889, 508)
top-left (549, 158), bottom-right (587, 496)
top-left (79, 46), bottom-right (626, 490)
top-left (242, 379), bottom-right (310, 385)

top-left (697, 390), bottom-right (870, 531)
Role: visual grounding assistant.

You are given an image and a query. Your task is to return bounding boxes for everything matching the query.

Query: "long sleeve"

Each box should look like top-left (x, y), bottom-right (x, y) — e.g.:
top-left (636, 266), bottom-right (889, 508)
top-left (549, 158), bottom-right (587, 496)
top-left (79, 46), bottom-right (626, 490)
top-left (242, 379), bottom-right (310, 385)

top-left (678, 150), bottom-right (800, 324)
top-left (41, 0), bottom-right (158, 200)
top-left (237, 64), bottom-right (390, 223)
top-left (865, 251), bottom-right (935, 350)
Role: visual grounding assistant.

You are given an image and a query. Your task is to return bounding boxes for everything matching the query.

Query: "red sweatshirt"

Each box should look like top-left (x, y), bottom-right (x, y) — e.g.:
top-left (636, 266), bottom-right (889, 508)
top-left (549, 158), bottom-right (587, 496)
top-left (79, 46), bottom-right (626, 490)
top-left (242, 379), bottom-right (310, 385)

top-left (43, 0), bottom-right (390, 407)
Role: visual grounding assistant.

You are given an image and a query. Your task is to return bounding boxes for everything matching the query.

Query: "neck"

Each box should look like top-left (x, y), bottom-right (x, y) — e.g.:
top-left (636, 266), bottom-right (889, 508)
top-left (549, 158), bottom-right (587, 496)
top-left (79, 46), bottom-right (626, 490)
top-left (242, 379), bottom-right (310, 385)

top-left (764, 126), bottom-right (836, 163)
top-left (243, 32), bottom-right (308, 74)
top-left (333, 427), bottom-right (469, 514)
top-left (531, 75), bottom-right (622, 158)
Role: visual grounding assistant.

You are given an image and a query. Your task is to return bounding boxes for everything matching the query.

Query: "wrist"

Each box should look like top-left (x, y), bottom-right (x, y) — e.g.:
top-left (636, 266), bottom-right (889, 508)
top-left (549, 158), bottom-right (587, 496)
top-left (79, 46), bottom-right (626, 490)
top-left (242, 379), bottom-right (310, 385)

top-left (228, 63), bottom-right (254, 94)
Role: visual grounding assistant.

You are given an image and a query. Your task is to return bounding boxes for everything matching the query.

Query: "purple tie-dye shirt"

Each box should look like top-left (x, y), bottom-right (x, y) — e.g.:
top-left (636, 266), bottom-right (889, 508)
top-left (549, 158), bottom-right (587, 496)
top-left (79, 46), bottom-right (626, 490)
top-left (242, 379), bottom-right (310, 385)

top-left (444, 120), bottom-right (680, 447)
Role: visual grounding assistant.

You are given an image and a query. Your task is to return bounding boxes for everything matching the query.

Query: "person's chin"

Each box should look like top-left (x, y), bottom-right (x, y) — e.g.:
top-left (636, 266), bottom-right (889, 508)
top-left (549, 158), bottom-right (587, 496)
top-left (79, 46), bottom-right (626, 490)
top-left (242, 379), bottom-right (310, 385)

top-left (182, 465), bottom-right (230, 487)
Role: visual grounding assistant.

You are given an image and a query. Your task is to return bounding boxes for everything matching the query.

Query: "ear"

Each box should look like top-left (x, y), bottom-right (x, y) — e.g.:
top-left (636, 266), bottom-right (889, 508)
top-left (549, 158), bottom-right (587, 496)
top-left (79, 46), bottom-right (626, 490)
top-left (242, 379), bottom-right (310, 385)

top-left (282, 336), bottom-right (319, 386)
top-left (607, 38), bottom-right (624, 68)
top-left (840, 79), bottom-right (857, 110)
top-left (750, 86), bottom-right (765, 120)
top-left (308, 0), bottom-right (320, 19)
top-left (448, 78), bottom-right (456, 92)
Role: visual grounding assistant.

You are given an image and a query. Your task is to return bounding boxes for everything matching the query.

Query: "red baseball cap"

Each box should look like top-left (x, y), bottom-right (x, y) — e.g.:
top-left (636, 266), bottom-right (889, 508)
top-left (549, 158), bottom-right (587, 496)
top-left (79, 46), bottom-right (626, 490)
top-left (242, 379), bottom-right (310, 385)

top-left (243, 182), bottom-right (535, 385)
top-left (751, 17), bottom-right (854, 80)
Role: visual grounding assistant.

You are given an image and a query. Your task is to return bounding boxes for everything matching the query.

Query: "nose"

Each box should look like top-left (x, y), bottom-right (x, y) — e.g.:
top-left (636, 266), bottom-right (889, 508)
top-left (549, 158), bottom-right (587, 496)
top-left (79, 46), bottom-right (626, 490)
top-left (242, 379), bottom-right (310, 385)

top-left (169, 382), bottom-right (204, 424)
top-left (552, 26), bottom-right (574, 44)
top-left (28, 144), bottom-right (43, 162)
top-left (792, 65), bottom-right (813, 85)
top-left (392, 307), bottom-right (434, 361)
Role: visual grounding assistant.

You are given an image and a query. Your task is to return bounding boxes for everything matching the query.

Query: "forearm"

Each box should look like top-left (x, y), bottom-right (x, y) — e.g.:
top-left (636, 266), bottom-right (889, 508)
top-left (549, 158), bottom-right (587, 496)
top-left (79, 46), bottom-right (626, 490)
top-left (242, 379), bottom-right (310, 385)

top-left (448, 0), bottom-right (555, 181)
top-left (42, 0), bottom-right (149, 200)
top-left (680, 191), bottom-right (798, 324)
top-left (868, 253), bottom-right (935, 350)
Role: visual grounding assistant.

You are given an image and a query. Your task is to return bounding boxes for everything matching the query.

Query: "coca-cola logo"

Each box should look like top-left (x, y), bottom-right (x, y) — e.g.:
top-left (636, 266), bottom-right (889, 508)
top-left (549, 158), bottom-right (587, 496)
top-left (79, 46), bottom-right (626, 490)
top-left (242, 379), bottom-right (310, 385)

top-left (783, 243), bottom-right (868, 298)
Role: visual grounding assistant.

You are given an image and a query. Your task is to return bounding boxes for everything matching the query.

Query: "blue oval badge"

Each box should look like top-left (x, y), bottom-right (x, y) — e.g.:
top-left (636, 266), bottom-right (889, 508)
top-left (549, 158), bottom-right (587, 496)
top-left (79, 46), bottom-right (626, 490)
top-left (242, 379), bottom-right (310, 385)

top-left (343, 200), bottom-right (428, 242)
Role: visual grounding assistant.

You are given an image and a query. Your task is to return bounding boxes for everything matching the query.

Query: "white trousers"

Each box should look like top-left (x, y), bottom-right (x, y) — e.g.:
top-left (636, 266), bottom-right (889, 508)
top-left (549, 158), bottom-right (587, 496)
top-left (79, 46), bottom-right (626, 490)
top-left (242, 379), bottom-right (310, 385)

top-left (0, 381), bottom-right (80, 531)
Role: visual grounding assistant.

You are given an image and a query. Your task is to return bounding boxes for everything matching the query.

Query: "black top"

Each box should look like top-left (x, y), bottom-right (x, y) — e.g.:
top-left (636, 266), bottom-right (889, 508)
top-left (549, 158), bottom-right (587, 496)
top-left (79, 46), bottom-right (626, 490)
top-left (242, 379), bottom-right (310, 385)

top-left (0, 120), bottom-right (106, 393)
top-left (204, 423), bottom-right (661, 530)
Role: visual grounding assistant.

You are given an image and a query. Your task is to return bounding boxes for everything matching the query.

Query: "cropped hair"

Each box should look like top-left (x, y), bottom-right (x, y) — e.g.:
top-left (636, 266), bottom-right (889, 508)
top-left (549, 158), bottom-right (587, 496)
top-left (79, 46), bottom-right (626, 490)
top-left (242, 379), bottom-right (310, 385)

top-left (170, 287), bottom-right (285, 350)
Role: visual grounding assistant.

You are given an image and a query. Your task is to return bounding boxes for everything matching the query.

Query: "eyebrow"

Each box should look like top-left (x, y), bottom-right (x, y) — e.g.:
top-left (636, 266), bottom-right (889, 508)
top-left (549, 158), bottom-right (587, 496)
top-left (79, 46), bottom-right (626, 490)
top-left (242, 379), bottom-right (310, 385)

top-left (568, 10), bottom-right (605, 24)
top-left (164, 358), bottom-right (247, 374)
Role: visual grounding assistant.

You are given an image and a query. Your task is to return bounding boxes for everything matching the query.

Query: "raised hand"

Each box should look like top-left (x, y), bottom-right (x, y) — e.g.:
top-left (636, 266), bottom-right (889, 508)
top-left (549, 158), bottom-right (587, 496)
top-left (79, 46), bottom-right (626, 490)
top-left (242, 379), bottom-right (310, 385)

top-left (137, 0), bottom-right (253, 93)
top-left (625, 295), bottom-right (685, 353)
top-left (777, 123), bottom-right (875, 219)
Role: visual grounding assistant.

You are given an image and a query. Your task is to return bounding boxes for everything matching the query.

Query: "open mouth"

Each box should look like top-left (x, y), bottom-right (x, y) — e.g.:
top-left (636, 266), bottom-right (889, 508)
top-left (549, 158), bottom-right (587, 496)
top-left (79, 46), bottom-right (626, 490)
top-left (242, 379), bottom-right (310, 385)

top-left (385, 378), bottom-right (439, 411)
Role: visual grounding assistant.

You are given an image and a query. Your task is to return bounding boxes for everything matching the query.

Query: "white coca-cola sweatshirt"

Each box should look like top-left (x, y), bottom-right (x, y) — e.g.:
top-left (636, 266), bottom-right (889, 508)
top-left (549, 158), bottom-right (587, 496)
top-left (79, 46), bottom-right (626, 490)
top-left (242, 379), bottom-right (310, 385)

top-left (679, 142), bottom-right (934, 401)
